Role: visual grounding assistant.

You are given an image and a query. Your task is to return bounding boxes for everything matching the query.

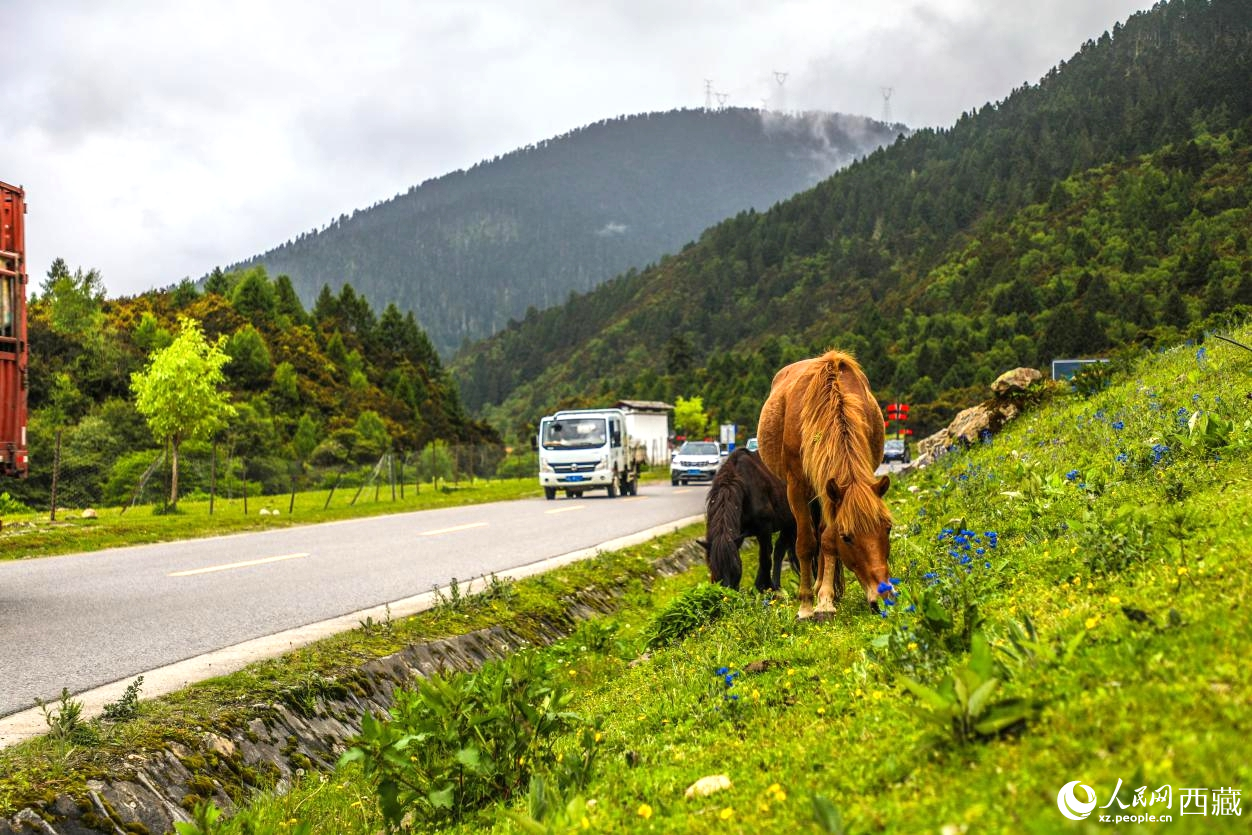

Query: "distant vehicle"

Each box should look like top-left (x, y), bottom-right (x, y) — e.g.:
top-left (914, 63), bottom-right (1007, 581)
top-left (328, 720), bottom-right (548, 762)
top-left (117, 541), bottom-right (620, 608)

top-left (745, 437), bottom-right (759, 453)
top-left (0, 181), bottom-right (28, 478)
top-left (883, 438), bottom-right (909, 464)
top-left (538, 408), bottom-right (641, 500)
top-left (671, 440), bottom-right (722, 485)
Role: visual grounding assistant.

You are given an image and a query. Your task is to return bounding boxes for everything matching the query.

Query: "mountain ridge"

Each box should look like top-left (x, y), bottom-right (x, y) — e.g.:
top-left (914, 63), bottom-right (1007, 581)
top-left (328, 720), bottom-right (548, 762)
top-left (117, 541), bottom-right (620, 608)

top-left (451, 0), bottom-right (1252, 441)
top-left (227, 108), bottom-right (902, 355)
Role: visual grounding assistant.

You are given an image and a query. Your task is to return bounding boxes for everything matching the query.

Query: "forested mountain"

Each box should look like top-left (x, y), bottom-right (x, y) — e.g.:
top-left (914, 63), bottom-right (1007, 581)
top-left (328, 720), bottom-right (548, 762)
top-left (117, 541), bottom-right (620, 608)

top-left (454, 0), bottom-right (1252, 441)
top-left (229, 109), bottom-right (901, 356)
top-left (9, 264), bottom-right (498, 510)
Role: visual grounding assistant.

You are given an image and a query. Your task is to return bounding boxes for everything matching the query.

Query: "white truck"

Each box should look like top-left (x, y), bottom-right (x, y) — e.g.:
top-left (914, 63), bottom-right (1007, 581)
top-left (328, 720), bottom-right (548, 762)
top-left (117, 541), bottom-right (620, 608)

top-left (538, 408), bottom-right (641, 500)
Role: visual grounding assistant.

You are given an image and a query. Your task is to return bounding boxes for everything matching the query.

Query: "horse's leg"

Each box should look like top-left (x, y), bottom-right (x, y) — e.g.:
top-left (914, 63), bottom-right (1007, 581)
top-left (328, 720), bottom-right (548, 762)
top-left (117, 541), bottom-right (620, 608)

top-left (813, 523), bottom-right (841, 618)
top-left (787, 483), bottom-right (818, 619)
top-left (754, 533), bottom-right (774, 593)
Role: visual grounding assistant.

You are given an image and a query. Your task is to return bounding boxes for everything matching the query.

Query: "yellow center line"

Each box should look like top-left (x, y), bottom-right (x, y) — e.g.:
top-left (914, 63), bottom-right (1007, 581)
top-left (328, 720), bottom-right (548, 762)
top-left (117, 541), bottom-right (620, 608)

top-left (169, 552), bottom-right (309, 577)
top-left (673, 488), bottom-right (692, 494)
top-left (545, 505), bottom-right (585, 514)
top-left (419, 522), bottom-right (489, 537)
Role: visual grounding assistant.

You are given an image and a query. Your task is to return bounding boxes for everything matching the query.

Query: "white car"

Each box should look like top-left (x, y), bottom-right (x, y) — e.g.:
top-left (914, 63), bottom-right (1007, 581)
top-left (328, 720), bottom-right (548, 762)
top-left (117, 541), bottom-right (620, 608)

top-left (670, 441), bottom-right (722, 485)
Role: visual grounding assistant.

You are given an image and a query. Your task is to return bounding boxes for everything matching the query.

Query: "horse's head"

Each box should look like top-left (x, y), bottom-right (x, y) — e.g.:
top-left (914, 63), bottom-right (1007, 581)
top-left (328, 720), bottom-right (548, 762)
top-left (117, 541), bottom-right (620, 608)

top-left (823, 475), bottom-right (892, 606)
top-left (697, 536), bottom-right (745, 591)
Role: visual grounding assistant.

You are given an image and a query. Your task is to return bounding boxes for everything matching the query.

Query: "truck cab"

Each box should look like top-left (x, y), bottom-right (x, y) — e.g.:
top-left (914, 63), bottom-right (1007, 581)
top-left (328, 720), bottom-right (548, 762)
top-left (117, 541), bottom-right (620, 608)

top-left (0, 181), bottom-right (28, 478)
top-left (538, 408), bottom-right (639, 500)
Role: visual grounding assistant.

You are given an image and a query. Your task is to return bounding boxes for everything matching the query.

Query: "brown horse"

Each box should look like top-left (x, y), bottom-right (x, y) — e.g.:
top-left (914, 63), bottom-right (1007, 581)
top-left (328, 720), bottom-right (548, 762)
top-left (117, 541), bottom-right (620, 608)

top-left (698, 448), bottom-right (798, 592)
top-left (757, 350), bottom-right (892, 620)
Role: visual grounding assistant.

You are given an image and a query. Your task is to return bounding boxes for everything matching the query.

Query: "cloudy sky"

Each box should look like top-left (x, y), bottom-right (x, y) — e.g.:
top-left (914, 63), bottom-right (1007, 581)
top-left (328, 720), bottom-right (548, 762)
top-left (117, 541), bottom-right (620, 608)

top-left (4, 0), bottom-right (1152, 297)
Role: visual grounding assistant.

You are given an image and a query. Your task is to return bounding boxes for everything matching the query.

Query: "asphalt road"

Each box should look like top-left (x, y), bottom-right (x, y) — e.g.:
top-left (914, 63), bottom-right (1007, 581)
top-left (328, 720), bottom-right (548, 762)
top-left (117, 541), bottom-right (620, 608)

top-left (0, 483), bottom-right (709, 718)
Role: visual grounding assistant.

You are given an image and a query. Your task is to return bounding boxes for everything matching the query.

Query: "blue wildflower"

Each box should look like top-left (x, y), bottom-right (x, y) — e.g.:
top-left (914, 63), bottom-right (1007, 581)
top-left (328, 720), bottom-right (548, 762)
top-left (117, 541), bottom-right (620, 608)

top-left (959, 555), bottom-right (972, 565)
top-left (877, 580), bottom-right (895, 594)
top-left (1112, 420), bottom-right (1124, 430)
top-left (976, 547), bottom-right (985, 555)
top-left (884, 597), bottom-right (896, 606)
top-left (984, 561), bottom-right (992, 569)
top-left (715, 666), bottom-right (729, 676)
top-left (1065, 469), bottom-right (1080, 481)
top-left (1196, 347), bottom-right (1207, 362)
top-left (1115, 452), bottom-right (1128, 463)
top-left (905, 604), bottom-right (916, 613)
top-left (1151, 444), bottom-right (1169, 465)
top-left (724, 674), bottom-right (735, 687)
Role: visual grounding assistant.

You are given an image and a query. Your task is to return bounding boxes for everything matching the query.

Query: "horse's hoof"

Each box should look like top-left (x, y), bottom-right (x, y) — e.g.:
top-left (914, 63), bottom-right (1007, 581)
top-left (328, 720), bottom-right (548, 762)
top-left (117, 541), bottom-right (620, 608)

top-left (796, 608), bottom-right (814, 621)
top-left (811, 609), bottom-right (838, 624)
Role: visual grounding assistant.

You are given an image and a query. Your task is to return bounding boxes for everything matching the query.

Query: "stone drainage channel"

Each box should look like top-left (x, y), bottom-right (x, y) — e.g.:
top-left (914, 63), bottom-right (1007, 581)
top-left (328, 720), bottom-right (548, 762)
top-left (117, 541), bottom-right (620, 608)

top-left (0, 540), bottom-right (705, 835)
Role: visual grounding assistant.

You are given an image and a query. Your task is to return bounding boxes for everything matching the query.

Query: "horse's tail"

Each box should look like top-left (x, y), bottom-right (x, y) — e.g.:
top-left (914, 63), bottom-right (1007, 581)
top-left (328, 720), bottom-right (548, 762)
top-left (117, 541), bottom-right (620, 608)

top-left (705, 468), bottom-right (745, 588)
top-left (799, 351), bottom-right (884, 533)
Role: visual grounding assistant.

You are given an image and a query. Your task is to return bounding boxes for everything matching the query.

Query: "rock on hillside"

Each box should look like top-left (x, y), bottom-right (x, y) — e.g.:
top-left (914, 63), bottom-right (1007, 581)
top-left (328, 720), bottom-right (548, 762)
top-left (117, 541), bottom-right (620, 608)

top-left (914, 367), bottom-right (1046, 467)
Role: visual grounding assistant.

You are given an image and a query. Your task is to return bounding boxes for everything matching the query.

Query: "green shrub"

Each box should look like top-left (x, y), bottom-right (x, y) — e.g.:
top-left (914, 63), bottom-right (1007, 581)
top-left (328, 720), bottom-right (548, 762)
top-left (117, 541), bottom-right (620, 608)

top-left (642, 582), bottom-right (736, 649)
top-left (340, 652), bottom-right (590, 828)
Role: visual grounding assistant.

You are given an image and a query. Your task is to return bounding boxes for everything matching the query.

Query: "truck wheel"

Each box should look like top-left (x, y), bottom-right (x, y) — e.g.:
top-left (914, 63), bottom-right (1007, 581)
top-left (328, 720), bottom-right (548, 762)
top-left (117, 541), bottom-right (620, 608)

top-left (671, 475), bottom-right (679, 486)
top-left (607, 478), bottom-right (618, 498)
top-left (544, 487), bottom-right (556, 501)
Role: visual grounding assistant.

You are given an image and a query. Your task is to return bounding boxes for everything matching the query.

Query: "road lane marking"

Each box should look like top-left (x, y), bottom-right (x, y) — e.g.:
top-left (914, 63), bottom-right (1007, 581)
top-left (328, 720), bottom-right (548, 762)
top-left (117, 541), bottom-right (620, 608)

top-left (673, 489), bottom-right (692, 494)
top-left (0, 514), bottom-right (705, 751)
top-left (169, 552), bottom-right (309, 577)
top-left (545, 505), bottom-right (585, 514)
top-left (419, 522), bottom-right (488, 536)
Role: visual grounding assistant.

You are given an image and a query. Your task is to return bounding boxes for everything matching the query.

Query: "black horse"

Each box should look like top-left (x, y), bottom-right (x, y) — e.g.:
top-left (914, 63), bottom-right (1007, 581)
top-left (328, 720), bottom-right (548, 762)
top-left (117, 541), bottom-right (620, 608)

top-left (698, 449), bottom-right (798, 592)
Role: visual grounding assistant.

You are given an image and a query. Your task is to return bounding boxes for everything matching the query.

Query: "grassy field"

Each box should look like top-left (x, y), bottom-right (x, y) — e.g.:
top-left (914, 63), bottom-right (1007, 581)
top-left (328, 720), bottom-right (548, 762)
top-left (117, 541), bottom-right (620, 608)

top-left (199, 327), bottom-right (1250, 834)
top-left (0, 476), bottom-right (541, 561)
top-left (5, 327), bottom-right (1249, 834)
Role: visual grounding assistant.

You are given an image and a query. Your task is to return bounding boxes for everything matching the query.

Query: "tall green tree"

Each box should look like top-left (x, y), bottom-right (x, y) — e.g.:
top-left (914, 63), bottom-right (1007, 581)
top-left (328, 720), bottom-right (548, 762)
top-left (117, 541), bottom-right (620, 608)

top-left (130, 317), bottom-right (236, 507)
top-left (673, 395), bottom-right (709, 439)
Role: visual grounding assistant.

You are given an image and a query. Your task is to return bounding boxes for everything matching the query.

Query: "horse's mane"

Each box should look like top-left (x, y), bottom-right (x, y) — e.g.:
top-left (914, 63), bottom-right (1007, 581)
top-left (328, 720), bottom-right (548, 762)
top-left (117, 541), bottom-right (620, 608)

top-left (706, 462), bottom-right (744, 543)
top-left (798, 350), bottom-right (892, 534)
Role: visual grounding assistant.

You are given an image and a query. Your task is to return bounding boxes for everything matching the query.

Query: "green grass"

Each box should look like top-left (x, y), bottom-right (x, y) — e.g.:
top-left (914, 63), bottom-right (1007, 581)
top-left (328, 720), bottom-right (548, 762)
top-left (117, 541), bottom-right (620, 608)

top-left (7, 328), bottom-right (1249, 834)
top-left (193, 327), bottom-right (1252, 834)
top-left (0, 477), bottom-right (540, 561)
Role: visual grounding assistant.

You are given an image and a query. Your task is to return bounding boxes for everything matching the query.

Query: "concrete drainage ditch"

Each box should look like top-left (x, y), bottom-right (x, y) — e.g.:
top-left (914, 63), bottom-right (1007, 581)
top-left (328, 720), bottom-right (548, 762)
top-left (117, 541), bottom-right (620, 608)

top-left (0, 542), bottom-right (704, 835)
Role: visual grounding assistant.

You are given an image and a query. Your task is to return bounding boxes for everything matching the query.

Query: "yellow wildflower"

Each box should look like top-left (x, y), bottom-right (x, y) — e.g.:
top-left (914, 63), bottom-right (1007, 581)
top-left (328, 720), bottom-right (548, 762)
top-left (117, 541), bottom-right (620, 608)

top-left (637, 803), bottom-right (653, 820)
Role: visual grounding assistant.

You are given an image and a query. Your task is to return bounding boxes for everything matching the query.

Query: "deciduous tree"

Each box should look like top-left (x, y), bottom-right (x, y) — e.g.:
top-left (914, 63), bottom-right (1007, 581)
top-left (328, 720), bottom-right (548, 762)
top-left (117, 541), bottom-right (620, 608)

top-left (130, 317), bottom-right (236, 507)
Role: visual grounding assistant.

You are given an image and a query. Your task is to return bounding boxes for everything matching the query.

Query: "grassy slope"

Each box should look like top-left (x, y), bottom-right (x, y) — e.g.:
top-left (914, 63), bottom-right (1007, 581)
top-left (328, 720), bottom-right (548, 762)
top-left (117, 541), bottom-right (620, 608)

top-left (199, 323), bottom-right (1251, 834)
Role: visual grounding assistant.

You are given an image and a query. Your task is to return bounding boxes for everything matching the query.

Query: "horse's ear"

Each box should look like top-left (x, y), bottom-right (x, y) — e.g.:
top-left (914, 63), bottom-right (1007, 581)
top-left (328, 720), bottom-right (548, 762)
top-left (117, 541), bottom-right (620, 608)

top-left (697, 539), bottom-right (709, 552)
top-left (825, 479), bottom-right (842, 506)
top-left (874, 475), bottom-right (890, 497)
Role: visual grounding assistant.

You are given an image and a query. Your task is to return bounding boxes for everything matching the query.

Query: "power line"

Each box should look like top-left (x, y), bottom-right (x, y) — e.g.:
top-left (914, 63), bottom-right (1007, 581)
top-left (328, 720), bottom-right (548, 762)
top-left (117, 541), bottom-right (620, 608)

top-left (880, 86), bottom-right (894, 124)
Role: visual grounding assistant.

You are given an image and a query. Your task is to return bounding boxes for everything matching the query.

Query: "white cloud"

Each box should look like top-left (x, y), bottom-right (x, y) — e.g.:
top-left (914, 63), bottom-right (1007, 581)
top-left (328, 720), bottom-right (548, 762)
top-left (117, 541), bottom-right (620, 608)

top-left (1, 0), bottom-right (1153, 295)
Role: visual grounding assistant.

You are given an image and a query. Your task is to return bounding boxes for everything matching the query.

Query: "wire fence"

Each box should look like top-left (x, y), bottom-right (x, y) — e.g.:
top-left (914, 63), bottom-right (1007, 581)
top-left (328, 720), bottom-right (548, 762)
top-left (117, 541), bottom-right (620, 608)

top-left (6, 436), bottom-right (518, 518)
